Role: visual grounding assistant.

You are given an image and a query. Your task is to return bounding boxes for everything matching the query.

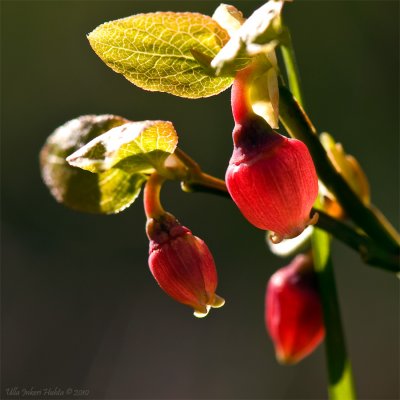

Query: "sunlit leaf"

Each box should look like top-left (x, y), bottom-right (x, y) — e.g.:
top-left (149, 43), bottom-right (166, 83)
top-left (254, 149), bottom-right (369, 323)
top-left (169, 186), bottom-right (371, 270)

top-left (88, 12), bottom-right (234, 98)
top-left (40, 115), bottom-right (146, 214)
top-left (67, 120), bottom-right (178, 175)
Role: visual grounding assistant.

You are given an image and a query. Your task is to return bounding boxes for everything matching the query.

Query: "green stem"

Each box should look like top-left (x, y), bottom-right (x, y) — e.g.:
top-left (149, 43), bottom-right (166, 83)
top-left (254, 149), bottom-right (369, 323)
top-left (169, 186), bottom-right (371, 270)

top-left (370, 204), bottom-right (400, 244)
top-left (279, 24), bottom-right (399, 253)
top-left (280, 30), bottom-right (356, 399)
top-left (173, 148), bottom-right (201, 175)
top-left (174, 148), bottom-right (230, 198)
top-left (312, 228), bottom-right (357, 399)
top-left (278, 85), bottom-right (399, 253)
top-left (182, 172), bottom-right (229, 198)
top-left (178, 168), bottom-right (399, 271)
top-left (315, 211), bottom-right (399, 272)
top-left (280, 29), bottom-right (305, 107)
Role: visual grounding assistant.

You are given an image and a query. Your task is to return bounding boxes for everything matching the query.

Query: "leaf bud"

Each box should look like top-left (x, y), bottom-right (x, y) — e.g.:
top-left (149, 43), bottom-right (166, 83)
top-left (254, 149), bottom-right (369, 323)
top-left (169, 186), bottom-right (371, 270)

top-left (320, 132), bottom-right (370, 218)
top-left (146, 212), bottom-right (225, 318)
top-left (265, 254), bottom-right (325, 364)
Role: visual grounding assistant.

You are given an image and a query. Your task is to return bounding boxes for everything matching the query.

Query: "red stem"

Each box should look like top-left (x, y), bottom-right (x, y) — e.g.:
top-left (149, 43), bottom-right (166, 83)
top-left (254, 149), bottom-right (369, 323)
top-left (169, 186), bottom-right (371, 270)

top-left (143, 173), bottom-right (165, 219)
top-left (231, 66), bottom-right (255, 125)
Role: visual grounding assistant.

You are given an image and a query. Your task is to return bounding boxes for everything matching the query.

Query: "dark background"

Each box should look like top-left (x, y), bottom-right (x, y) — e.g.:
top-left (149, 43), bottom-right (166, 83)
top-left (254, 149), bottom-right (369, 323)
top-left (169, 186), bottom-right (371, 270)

top-left (1, 1), bottom-right (399, 399)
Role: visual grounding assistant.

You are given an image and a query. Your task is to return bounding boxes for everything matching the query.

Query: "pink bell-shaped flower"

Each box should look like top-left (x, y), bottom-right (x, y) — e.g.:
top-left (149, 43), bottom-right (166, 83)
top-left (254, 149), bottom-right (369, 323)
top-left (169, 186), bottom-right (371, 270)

top-left (226, 68), bottom-right (319, 242)
top-left (144, 173), bottom-right (224, 318)
top-left (146, 211), bottom-right (224, 318)
top-left (265, 254), bottom-right (325, 364)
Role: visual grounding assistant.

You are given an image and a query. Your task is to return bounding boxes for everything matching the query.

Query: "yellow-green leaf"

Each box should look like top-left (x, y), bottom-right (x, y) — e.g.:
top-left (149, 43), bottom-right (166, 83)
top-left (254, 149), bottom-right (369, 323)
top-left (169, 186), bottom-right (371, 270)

top-left (88, 12), bottom-right (234, 98)
top-left (67, 120), bottom-right (178, 175)
top-left (40, 115), bottom-right (146, 214)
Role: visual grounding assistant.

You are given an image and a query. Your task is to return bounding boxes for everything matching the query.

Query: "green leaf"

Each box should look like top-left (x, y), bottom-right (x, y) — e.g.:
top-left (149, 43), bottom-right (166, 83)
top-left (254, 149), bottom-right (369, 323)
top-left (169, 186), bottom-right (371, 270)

top-left (66, 120), bottom-right (178, 175)
top-left (211, 0), bottom-right (284, 75)
top-left (88, 12), bottom-right (234, 98)
top-left (40, 115), bottom-right (146, 214)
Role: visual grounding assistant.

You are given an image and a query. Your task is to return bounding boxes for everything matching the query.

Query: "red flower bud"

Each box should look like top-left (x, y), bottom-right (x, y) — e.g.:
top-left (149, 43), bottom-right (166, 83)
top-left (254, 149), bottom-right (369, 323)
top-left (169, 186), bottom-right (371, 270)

top-left (226, 115), bottom-right (319, 242)
top-left (146, 212), bottom-right (224, 318)
top-left (265, 254), bottom-right (324, 364)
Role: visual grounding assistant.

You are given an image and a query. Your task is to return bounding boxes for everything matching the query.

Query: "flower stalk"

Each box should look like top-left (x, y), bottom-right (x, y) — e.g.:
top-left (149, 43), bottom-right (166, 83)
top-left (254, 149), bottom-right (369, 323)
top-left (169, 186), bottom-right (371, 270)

top-left (143, 173), bottom-right (166, 219)
top-left (278, 86), bottom-right (400, 253)
top-left (174, 148), bottom-right (229, 196)
top-left (280, 27), bottom-right (304, 107)
top-left (169, 159), bottom-right (399, 272)
top-left (312, 228), bottom-right (357, 400)
top-left (144, 171), bottom-right (224, 318)
top-left (279, 29), bottom-right (356, 400)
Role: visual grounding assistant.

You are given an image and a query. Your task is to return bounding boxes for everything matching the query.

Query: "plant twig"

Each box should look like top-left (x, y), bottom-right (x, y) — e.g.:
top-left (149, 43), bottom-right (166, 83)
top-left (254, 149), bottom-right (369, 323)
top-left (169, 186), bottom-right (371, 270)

top-left (280, 28), bottom-right (304, 107)
top-left (174, 148), bottom-right (230, 198)
top-left (278, 85), bottom-right (400, 253)
top-left (312, 228), bottom-right (357, 400)
top-left (315, 210), bottom-right (399, 272)
top-left (178, 169), bottom-right (399, 272)
top-left (279, 30), bottom-right (357, 400)
top-left (143, 173), bottom-right (165, 219)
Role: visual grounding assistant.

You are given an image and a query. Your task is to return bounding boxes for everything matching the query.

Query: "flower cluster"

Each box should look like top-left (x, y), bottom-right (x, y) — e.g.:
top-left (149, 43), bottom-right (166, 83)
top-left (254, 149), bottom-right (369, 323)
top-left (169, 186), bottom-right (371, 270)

top-left (142, 66), bottom-right (324, 362)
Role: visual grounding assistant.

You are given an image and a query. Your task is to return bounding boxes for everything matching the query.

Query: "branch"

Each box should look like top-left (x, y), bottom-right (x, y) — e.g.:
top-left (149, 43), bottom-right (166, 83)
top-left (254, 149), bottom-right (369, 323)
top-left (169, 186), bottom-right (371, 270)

top-left (315, 210), bottom-right (399, 272)
top-left (312, 228), bottom-right (357, 400)
top-left (280, 28), bottom-right (305, 107)
top-left (179, 167), bottom-right (399, 272)
top-left (278, 85), bottom-right (400, 253)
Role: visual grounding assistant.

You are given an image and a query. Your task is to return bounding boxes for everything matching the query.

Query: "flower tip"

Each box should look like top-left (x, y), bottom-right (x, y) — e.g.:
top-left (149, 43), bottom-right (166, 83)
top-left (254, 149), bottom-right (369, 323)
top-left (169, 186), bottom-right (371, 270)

top-left (269, 212), bottom-right (319, 244)
top-left (193, 305), bottom-right (211, 319)
top-left (193, 294), bottom-right (225, 318)
top-left (269, 232), bottom-right (284, 244)
top-left (275, 350), bottom-right (299, 366)
top-left (211, 294), bottom-right (225, 309)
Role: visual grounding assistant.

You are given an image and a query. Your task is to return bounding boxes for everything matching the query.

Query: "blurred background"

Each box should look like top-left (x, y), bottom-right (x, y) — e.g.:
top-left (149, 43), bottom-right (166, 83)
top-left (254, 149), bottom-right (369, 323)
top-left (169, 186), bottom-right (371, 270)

top-left (1, 1), bottom-right (398, 399)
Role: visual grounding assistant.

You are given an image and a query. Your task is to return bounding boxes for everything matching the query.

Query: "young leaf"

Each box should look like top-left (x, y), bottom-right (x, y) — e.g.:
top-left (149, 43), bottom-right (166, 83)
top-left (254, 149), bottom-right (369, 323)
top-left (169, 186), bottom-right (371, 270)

top-left (211, 0), bottom-right (284, 75)
top-left (88, 12), bottom-right (234, 98)
top-left (212, 4), bottom-right (245, 37)
top-left (67, 121), bottom-right (178, 175)
top-left (40, 115), bottom-right (146, 214)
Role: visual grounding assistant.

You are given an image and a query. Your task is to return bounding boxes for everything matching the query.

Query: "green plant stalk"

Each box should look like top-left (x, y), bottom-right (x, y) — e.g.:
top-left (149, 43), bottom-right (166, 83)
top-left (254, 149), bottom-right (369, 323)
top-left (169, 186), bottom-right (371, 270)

top-left (279, 33), bottom-right (356, 400)
top-left (178, 168), bottom-right (398, 272)
top-left (316, 211), bottom-right (399, 272)
top-left (173, 147), bottom-right (230, 197)
top-left (278, 86), bottom-right (399, 253)
top-left (312, 228), bottom-right (357, 400)
top-left (280, 29), bottom-right (304, 107)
